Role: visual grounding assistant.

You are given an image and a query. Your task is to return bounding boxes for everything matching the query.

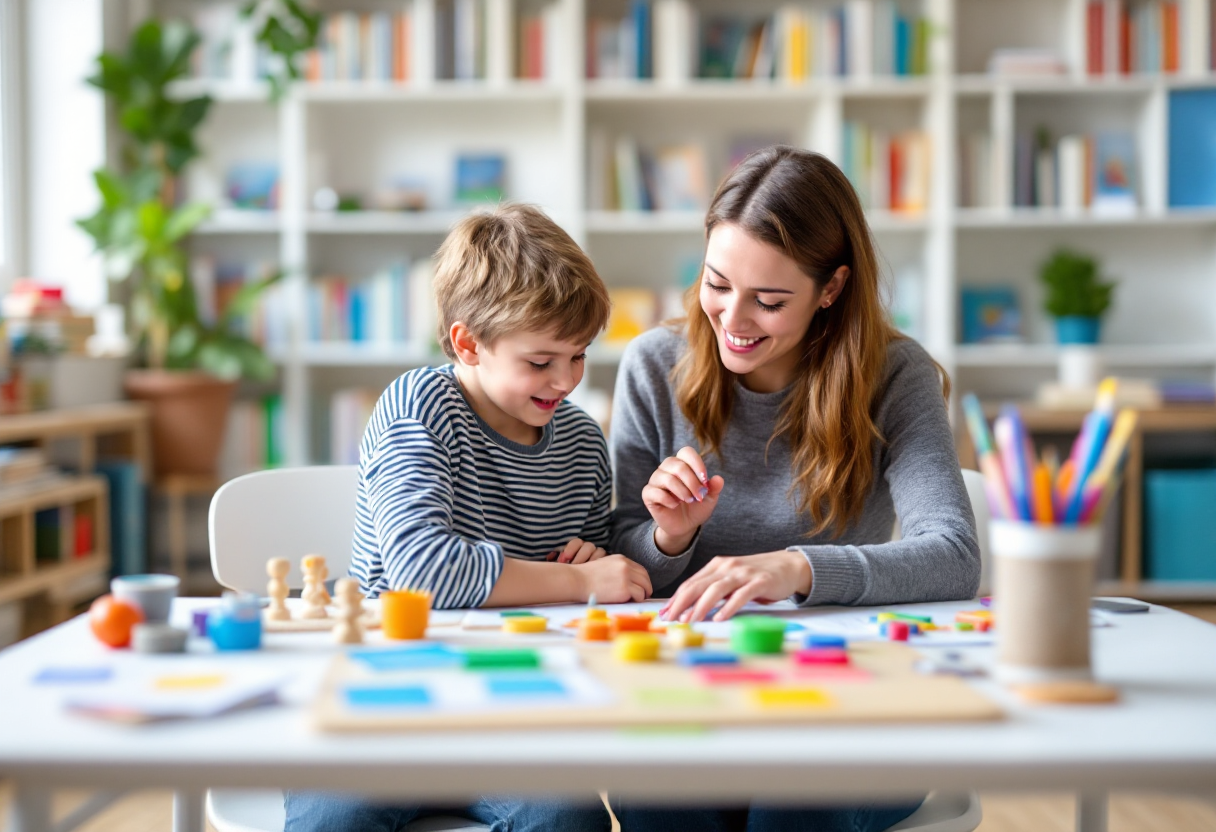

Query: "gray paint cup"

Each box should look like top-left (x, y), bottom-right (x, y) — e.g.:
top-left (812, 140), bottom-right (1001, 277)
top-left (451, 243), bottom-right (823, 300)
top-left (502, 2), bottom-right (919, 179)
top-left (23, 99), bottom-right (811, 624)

top-left (111, 574), bottom-right (180, 624)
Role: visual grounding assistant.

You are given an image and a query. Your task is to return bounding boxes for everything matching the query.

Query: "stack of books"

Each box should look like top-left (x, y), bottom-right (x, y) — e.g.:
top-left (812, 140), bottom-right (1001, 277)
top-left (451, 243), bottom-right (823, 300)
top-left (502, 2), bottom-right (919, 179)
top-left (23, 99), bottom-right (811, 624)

top-left (191, 257), bottom-right (289, 351)
top-left (841, 123), bottom-right (931, 213)
top-left (587, 133), bottom-right (711, 212)
top-left (586, 0), bottom-right (654, 79)
top-left (307, 259), bottom-right (436, 352)
top-left (306, 11), bottom-right (413, 83)
top-left (219, 396), bottom-right (285, 480)
top-left (1014, 130), bottom-right (1137, 215)
top-left (1086, 0), bottom-right (1184, 75)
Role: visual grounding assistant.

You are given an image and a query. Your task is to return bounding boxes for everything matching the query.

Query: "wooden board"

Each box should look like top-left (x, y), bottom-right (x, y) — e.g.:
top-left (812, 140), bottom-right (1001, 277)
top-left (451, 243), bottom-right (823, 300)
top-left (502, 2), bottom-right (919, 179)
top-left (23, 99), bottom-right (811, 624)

top-left (264, 609), bottom-right (381, 632)
top-left (311, 639), bottom-right (1003, 732)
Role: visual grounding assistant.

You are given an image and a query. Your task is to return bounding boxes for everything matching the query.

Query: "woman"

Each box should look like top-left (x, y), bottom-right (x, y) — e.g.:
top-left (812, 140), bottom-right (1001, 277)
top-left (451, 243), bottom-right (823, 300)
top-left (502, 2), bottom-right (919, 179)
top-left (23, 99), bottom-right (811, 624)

top-left (609, 146), bottom-right (979, 831)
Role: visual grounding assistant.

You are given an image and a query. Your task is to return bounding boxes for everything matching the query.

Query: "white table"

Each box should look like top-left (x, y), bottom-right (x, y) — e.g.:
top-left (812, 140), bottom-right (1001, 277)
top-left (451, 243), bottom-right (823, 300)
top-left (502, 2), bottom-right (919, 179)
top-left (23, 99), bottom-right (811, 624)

top-left (2, 599), bottom-right (1214, 832)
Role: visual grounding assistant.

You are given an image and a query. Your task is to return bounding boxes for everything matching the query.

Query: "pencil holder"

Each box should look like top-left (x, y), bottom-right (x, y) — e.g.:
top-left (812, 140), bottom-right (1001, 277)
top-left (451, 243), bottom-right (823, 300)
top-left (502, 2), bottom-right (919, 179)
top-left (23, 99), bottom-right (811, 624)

top-left (992, 520), bottom-right (1101, 685)
top-left (382, 589), bottom-right (431, 640)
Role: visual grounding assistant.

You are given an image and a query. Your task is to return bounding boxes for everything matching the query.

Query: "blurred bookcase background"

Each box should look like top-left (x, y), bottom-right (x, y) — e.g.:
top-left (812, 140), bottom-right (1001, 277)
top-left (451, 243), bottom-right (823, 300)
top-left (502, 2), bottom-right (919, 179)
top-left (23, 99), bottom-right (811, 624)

top-left (112, 0), bottom-right (1216, 486)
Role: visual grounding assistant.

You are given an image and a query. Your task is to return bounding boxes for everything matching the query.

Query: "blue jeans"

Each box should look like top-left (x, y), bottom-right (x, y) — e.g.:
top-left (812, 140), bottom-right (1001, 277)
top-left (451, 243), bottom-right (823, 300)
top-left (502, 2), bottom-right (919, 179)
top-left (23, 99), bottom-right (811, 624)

top-left (283, 791), bottom-right (611, 832)
top-left (610, 799), bottom-right (923, 832)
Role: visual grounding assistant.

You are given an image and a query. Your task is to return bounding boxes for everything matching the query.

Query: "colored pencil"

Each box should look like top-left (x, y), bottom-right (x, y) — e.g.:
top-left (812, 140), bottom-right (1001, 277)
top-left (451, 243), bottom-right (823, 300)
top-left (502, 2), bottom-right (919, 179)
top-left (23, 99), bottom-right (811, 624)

top-left (1031, 462), bottom-right (1054, 524)
top-left (1078, 409), bottom-right (1138, 524)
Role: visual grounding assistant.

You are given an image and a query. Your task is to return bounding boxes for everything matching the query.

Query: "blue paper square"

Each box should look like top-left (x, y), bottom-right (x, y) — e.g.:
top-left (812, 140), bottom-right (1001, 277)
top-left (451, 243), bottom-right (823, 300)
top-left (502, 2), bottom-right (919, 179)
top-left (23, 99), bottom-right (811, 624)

top-left (351, 645), bottom-right (462, 672)
top-left (677, 651), bottom-right (739, 667)
top-left (485, 675), bottom-right (567, 698)
top-left (34, 666), bottom-right (113, 684)
top-left (344, 686), bottom-right (432, 709)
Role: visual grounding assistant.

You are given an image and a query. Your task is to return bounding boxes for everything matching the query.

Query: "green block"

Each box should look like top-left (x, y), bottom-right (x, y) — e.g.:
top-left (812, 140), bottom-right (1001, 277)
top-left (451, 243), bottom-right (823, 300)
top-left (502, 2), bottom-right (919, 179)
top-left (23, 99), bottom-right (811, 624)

top-left (893, 612), bottom-right (933, 624)
top-left (463, 649), bottom-right (541, 670)
top-left (500, 611), bottom-right (541, 618)
top-left (729, 616), bottom-right (786, 655)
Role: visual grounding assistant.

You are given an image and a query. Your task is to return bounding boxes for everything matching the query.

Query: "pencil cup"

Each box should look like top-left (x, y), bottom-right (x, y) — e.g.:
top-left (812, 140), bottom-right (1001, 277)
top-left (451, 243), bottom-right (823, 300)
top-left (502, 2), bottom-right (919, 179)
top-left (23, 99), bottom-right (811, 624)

top-left (992, 520), bottom-right (1101, 685)
top-left (381, 589), bottom-right (431, 640)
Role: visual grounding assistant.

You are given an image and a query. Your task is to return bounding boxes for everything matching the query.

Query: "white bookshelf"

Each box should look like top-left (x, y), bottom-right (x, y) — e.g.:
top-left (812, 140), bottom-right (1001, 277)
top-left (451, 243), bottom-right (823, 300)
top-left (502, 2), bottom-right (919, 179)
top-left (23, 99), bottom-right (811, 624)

top-left (140, 0), bottom-right (1216, 475)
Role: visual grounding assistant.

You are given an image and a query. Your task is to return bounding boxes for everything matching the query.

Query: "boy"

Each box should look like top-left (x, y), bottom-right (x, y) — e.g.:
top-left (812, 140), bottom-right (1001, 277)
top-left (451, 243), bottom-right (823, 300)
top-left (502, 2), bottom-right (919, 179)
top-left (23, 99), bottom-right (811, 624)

top-left (287, 206), bottom-right (635, 832)
top-left (348, 203), bottom-right (652, 608)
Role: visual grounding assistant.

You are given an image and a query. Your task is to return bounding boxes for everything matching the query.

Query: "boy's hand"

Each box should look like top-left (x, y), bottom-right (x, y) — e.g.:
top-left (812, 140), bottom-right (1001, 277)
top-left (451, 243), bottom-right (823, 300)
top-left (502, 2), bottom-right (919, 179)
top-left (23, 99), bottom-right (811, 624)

top-left (547, 538), bottom-right (608, 564)
top-left (643, 446), bottom-right (725, 554)
top-left (572, 555), bottom-right (653, 603)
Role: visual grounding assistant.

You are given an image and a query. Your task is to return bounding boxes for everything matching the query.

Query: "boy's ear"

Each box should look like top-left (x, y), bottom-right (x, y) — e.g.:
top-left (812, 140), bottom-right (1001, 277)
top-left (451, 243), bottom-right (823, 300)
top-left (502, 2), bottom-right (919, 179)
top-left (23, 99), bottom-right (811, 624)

top-left (450, 322), bottom-right (481, 366)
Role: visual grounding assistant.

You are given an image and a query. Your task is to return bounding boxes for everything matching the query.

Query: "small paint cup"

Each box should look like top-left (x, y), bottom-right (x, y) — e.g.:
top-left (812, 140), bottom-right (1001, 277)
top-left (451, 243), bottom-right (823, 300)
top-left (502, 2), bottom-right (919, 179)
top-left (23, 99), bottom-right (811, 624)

top-left (992, 520), bottom-right (1101, 685)
top-left (111, 574), bottom-right (180, 624)
top-left (381, 589), bottom-right (431, 640)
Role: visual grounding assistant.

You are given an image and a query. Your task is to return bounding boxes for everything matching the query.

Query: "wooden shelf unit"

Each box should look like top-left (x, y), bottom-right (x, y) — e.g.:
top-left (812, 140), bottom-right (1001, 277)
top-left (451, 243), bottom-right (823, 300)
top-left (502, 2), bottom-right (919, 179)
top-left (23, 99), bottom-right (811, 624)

top-left (958, 403), bottom-right (1216, 602)
top-left (0, 403), bottom-right (151, 630)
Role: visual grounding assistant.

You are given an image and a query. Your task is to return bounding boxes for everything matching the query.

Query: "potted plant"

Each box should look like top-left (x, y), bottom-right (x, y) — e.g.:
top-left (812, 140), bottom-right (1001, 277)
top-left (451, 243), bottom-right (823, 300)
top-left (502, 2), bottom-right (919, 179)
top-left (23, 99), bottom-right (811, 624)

top-left (78, 20), bottom-right (280, 477)
top-left (1039, 249), bottom-right (1116, 345)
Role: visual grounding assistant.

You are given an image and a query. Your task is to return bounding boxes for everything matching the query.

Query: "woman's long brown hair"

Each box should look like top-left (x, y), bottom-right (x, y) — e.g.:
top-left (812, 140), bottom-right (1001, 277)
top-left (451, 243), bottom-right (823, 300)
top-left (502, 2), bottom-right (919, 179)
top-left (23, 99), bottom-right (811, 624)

top-left (674, 146), bottom-right (948, 537)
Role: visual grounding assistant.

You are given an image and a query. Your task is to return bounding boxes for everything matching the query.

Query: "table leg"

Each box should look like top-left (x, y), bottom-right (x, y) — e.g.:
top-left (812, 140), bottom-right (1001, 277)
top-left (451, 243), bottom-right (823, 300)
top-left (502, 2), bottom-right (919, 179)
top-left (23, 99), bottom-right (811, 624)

top-left (1077, 791), bottom-right (1108, 832)
top-left (7, 785), bottom-right (51, 832)
top-left (173, 789), bottom-right (205, 832)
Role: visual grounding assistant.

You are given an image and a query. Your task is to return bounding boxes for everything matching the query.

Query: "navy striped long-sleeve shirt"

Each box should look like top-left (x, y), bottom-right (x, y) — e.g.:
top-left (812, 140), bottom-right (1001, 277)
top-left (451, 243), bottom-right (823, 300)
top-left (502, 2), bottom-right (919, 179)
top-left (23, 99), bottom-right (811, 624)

top-left (349, 364), bottom-right (613, 608)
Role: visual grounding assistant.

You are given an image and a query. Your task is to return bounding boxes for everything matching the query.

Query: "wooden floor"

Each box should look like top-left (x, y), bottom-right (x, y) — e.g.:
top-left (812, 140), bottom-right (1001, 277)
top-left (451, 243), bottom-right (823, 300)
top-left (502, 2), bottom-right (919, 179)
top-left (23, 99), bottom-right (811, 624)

top-left (3, 607), bottom-right (1214, 832)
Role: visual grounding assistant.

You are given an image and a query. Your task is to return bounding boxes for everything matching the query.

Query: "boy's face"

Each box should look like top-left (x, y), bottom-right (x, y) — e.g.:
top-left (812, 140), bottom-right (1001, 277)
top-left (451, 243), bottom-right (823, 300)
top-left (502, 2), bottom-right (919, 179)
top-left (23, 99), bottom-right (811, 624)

top-left (459, 327), bottom-right (590, 438)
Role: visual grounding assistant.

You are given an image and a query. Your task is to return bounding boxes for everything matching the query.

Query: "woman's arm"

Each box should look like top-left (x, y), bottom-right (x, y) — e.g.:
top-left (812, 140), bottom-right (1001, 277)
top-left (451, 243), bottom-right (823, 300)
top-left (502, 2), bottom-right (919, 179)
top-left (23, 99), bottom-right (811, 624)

top-left (785, 342), bottom-right (980, 607)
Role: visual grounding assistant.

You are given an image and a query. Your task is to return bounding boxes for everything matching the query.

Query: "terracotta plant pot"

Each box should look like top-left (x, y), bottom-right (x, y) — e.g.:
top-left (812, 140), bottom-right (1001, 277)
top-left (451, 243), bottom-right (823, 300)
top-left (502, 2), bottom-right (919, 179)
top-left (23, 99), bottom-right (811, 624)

top-left (123, 370), bottom-right (237, 477)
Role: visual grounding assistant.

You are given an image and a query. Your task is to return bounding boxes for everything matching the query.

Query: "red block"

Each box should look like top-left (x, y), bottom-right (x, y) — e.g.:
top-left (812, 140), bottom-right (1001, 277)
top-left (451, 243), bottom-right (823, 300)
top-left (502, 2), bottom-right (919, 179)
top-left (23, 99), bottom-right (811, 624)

top-left (887, 620), bottom-right (911, 641)
top-left (793, 648), bottom-right (850, 666)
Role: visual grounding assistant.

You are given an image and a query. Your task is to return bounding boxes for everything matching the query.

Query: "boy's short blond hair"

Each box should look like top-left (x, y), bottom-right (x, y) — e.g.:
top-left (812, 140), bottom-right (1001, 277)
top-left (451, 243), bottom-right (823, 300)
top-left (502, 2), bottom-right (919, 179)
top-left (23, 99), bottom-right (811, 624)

top-left (433, 204), bottom-right (611, 360)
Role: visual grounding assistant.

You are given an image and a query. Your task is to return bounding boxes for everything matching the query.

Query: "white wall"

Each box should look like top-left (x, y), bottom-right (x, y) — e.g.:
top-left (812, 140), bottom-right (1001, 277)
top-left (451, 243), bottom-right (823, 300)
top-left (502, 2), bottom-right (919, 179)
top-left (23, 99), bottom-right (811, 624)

top-left (24, 0), bottom-right (105, 309)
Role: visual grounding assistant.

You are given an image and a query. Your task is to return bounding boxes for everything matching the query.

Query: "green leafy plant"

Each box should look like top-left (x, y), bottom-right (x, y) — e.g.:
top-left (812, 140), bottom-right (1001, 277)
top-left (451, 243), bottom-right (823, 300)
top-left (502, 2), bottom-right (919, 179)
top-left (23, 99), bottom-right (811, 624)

top-left (1039, 249), bottom-right (1116, 319)
top-left (77, 19), bottom-right (279, 381)
top-left (242, 0), bottom-right (323, 100)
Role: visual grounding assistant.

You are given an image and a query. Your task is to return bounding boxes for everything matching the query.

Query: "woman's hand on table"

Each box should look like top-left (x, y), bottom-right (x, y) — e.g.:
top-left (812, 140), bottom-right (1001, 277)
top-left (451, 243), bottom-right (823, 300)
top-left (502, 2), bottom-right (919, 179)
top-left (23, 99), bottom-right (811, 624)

top-left (660, 550), bottom-right (812, 623)
top-left (642, 446), bottom-right (725, 555)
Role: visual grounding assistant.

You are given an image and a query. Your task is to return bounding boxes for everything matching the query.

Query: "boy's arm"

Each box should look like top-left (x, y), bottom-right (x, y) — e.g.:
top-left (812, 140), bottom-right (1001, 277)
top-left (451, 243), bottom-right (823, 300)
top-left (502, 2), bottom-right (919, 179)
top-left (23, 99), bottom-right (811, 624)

top-left (365, 419), bottom-right (505, 608)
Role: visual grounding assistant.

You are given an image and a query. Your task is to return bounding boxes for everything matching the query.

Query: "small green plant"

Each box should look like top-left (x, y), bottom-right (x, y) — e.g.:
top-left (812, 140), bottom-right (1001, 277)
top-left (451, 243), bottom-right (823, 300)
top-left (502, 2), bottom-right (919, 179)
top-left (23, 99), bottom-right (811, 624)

top-left (77, 19), bottom-right (279, 381)
top-left (1039, 249), bottom-right (1116, 319)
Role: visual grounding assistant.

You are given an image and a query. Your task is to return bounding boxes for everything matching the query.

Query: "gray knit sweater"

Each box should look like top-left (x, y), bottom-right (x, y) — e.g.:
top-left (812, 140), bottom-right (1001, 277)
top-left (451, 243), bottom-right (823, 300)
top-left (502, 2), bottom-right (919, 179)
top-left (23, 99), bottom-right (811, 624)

top-left (609, 326), bottom-right (980, 605)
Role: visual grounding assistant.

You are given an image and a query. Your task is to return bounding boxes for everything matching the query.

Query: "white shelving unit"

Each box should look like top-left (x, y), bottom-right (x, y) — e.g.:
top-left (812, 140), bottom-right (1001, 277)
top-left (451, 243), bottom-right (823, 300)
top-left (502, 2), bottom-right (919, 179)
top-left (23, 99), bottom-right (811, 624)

top-left (137, 0), bottom-right (1216, 472)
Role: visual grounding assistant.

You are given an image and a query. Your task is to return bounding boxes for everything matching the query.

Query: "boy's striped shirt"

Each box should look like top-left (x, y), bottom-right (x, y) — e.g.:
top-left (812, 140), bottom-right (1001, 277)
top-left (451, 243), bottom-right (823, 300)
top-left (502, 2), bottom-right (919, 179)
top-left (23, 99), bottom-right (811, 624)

top-left (350, 364), bottom-right (612, 608)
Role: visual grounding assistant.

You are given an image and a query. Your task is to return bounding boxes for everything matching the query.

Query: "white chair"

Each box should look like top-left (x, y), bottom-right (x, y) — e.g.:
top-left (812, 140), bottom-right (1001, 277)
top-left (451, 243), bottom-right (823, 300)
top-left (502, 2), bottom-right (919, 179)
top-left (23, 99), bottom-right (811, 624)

top-left (207, 466), bottom-right (984, 832)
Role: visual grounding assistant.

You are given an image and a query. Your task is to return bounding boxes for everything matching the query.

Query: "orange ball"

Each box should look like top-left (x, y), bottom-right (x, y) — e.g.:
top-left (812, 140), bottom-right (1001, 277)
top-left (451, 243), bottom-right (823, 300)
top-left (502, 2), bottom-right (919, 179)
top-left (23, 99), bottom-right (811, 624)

top-left (89, 594), bottom-right (144, 648)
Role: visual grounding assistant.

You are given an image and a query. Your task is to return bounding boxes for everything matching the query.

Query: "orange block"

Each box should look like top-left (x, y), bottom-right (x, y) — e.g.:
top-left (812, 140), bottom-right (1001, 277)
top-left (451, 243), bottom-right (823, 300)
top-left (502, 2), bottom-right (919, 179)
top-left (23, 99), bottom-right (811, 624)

top-left (613, 614), bottom-right (652, 632)
top-left (578, 619), bottom-right (612, 641)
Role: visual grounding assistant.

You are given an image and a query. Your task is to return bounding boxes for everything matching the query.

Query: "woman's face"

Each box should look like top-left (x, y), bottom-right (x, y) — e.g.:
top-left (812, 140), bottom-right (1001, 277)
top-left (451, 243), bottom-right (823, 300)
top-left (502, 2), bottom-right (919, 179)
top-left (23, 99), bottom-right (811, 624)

top-left (700, 222), bottom-right (837, 392)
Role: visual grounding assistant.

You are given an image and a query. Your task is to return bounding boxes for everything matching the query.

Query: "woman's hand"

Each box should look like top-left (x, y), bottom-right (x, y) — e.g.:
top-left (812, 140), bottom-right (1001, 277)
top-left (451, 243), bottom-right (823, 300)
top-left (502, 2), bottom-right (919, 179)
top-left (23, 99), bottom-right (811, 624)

top-left (547, 538), bottom-right (608, 564)
top-left (660, 550), bottom-right (812, 623)
top-left (642, 446), bottom-right (725, 554)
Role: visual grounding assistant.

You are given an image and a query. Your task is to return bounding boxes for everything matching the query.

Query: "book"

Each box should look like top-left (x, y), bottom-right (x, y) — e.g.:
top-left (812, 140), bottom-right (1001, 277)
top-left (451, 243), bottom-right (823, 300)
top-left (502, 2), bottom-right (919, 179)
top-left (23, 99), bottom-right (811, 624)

top-left (960, 287), bottom-right (1022, 344)
top-left (454, 154), bottom-right (506, 203)
top-left (1168, 89), bottom-right (1216, 207)
top-left (1091, 131), bottom-right (1137, 215)
top-left (603, 289), bottom-right (659, 346)
top-left (96, 460), bottom-right (146, 578)
top-left (224, 163), bottom-right (280, 211)
top-left (652, 144), bottom-right (709, 211)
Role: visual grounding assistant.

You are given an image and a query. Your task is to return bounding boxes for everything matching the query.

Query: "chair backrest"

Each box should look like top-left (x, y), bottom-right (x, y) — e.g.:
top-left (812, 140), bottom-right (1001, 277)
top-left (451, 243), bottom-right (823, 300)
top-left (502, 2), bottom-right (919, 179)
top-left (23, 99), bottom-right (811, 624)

top-left (960, 468), bottom-right (992, 595)
top-left (209, 465), bottom-right (359, 593)
top-left (890, 469), bottom-right (992, 596)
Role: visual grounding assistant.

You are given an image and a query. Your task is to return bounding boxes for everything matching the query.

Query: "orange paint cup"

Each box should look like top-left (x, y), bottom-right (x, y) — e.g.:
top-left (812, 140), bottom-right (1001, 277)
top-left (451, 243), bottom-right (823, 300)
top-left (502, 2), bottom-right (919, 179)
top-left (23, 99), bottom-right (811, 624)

top-left (381, 589), bottom-right (431, 640)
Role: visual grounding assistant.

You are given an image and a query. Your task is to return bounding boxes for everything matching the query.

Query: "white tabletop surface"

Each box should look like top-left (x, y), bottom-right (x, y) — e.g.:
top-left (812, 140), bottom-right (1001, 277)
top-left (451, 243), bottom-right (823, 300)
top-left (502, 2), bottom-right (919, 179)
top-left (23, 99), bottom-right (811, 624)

top-left (1, 598), bottom-right (1214, 803)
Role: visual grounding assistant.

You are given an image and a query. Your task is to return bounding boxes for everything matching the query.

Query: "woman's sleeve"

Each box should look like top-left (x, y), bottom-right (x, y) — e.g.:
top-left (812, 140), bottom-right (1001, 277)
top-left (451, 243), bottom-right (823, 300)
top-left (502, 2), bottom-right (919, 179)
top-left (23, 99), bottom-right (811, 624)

top-left (788, 345), bottom-right (981, 606)
top-left (608, 337), bottom-right (698, 587)
top-left (365, 418), bottom-right (504, 609)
